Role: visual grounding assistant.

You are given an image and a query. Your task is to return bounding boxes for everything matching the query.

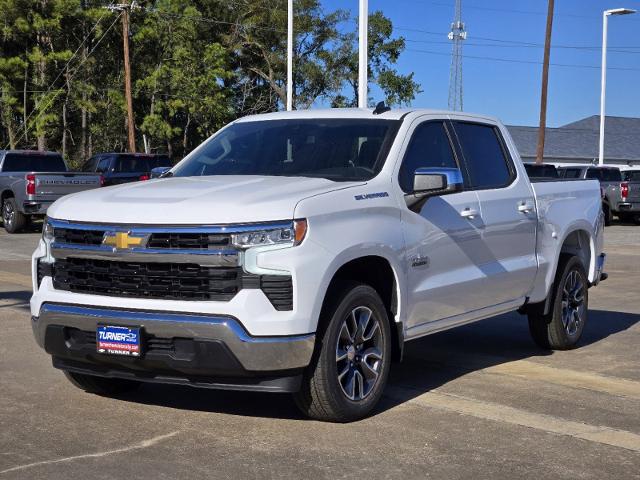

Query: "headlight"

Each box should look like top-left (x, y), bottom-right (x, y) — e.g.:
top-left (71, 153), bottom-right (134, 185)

top-left (42, 219), bottom-right (54, 241)
top-left (231, 219), bottom-right (307, 248)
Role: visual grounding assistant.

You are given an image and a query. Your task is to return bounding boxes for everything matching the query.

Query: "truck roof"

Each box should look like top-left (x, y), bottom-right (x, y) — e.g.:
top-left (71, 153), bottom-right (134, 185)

top-left (236, 107), bottom-right (500, 124)
top-left (0, 150), bottom-right (62, 156)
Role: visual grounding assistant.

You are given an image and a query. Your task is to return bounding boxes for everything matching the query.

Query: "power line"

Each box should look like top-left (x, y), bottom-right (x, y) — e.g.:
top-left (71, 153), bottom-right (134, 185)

top-left (4, 11), bottom-right (123, 150)
top-left (407, 47), bottom-right (640, 72)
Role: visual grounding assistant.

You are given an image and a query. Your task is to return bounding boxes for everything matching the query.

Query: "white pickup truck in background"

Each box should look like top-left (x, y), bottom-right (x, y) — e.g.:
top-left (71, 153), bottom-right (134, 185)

top-left (30, 108), bottom-right (606, 422)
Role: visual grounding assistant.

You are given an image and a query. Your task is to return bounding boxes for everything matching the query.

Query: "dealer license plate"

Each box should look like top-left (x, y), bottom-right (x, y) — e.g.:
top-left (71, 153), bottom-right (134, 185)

top-left (96, 325), bottom-right (141, 356)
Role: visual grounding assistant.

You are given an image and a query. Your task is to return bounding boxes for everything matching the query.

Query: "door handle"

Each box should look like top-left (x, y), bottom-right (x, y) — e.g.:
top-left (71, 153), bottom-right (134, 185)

top-left (518, 202), bottom-right (534, 214)
top-left (460, 208), bottom-right (479, 219)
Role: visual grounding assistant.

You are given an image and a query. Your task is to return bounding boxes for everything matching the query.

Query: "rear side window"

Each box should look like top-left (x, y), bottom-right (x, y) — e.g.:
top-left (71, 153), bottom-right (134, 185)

top-left (452, 122), bottom-right (513, 189)
top-left (398, 122), bottom-right (457, 192)
top-left (1, 153), bottom-right (66, 172)
top-left (115, 155), bottom-right (157, 173)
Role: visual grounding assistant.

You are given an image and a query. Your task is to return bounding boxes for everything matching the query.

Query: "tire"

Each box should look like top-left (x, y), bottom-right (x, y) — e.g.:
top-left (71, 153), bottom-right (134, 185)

top-left (2, 197), bottom-right (27, 233)
top-left (64, 371), bottom-right (141, 395)
top-left (603, 203), bottom-right (612, 226)
top-left (528, 255), bottom-right (588, 350)
top-left (294, 282), bottom-right (392, 422)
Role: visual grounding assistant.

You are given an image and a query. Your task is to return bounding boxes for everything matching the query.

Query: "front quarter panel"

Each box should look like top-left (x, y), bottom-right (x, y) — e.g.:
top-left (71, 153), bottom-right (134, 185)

top-left (284, 184), bottom-right (406, 333)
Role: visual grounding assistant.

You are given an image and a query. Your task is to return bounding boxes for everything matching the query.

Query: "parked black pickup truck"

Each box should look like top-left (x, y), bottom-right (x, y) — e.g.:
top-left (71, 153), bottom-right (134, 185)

top-left (82, 153), bottom-right (171, 186)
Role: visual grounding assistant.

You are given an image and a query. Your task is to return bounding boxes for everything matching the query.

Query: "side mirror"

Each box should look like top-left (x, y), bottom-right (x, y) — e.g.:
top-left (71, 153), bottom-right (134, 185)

top-left (413, 167), bottom-right (463, 196)
top-left (406, 167), bottom-right (464, 211)
top-left (150, 166), bottom-right (171, 178)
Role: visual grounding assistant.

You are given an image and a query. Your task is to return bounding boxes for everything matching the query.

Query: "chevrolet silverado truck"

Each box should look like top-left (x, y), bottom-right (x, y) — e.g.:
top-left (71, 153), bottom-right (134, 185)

top-left (0, 150), bottom-right (102, 233)
top-left (30, 109), bottom-right (606, 422)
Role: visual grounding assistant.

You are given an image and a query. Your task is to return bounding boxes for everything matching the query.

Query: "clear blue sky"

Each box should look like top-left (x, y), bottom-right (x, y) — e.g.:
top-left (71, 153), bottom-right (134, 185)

top-left (322, 0), bottom-right (640, 127)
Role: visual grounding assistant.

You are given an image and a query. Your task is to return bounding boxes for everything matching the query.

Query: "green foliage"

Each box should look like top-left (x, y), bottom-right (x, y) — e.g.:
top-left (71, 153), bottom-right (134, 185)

top-left (0, 0), bottom-right (420, 163)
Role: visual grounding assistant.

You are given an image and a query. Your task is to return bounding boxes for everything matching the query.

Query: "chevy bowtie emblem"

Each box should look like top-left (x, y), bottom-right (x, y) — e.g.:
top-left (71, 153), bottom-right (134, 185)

top-left (102, 231), bottom-right (149, 250)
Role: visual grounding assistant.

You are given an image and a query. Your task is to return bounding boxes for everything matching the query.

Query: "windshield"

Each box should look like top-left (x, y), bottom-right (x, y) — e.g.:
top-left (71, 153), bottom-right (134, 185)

top-left (2, 153), bottom-right (66, 172)
top-left (172, 119), bottom-right (399, 181)
top-left (624, 171), bottom-right (640, 181)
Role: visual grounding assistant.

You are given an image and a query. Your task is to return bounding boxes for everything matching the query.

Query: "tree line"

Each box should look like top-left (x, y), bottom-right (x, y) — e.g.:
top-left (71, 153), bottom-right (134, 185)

top-left (0, 0), bottom-right (420, 167)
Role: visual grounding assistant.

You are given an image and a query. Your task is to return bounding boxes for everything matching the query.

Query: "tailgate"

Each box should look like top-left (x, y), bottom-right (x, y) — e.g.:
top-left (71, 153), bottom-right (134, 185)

top-left (625, 182), bottom-right (640, 202)
top-left (34, 173), bottom-right (101, 199)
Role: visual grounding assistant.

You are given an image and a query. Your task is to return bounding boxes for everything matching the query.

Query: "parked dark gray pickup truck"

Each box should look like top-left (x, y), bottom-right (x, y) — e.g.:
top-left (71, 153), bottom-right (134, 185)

top-left (559, 165), bottom-right (640, 225)
top-left (0, 150), bottom-right (102, 233)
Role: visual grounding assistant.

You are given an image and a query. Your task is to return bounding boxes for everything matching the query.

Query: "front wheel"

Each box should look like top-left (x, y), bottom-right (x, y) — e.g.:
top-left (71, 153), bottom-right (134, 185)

top-left (528, 255), bottom-right (588, 350)
top-left (294, 282), bottom-right (392, 422)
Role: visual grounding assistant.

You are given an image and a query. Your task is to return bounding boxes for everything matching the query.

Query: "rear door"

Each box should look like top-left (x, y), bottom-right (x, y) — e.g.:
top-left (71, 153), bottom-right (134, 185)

top-left (449, 121), bottom-right (538, 306)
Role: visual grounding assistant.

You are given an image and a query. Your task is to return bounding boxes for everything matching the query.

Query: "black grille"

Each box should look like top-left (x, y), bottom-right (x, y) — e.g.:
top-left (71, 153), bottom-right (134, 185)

top-left (53, 258), bottom-right (241, 301)
top-left (54, 228), bottom-right (105, 245)
top-left (37, 260), bottom-right (53, 287)
top-left (147, 233), bottom-right (230, 250)
top-left (261, 276), bottom-right (294, 311)
top-left (51, 258), bottom-right (293, 309)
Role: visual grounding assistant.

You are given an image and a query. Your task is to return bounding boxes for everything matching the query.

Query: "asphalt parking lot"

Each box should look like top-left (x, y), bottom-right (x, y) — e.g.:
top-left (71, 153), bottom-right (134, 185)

top-left (1, 222), bottom-right (639, 479)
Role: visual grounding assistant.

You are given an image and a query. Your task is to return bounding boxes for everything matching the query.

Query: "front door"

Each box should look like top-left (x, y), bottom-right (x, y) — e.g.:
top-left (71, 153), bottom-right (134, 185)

top-left (399, 120), bottom-right (494, 329)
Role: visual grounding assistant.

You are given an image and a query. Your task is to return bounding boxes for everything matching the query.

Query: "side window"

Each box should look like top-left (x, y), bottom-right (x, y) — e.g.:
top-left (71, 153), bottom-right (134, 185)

top-left (96, 157), bottom-right (112, 173)
top-left (453, 122), bottom-right (513, 190)
top-left (398, 122), bottom-right (457, 193)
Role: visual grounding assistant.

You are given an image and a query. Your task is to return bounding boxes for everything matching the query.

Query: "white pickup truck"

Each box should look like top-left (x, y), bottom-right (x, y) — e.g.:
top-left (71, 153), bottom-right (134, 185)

top-left (30, 108), bottom-right (606, 422)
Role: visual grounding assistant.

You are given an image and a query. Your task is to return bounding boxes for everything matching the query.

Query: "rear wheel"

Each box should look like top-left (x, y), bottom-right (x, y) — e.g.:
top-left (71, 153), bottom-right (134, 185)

top-left (64, 371), bottom-right (141, 395)
top-left (294, 282), bottom-right (392, 422)
top-left (528, 255), bottom-right (588, 350)
top-left (2, 197), bottom-right (27, 233)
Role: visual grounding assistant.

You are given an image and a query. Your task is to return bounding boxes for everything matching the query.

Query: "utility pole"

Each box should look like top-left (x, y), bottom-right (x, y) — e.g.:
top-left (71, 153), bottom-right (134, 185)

top-left (287, 0), bottom-right (293, 111)
top-left (535, 0), bottom-right (554, 165)
top-left (107, 2), bottom-right (137, 152)
top-left (358, 0), bottom-right (368, 108)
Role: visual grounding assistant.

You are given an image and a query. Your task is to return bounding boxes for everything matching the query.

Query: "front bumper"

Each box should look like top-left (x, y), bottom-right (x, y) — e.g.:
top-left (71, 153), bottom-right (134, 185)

top-left (32, 303), bottom-right (315, 392)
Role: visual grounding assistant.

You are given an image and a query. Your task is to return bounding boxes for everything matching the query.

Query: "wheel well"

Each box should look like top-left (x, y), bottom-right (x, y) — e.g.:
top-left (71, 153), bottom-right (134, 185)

top-left (323, 256), bottom-right (402, 362)
top-left (560, 230), bottom-right (592, 274)
top-left (1, 190), bottom-right (14, 209)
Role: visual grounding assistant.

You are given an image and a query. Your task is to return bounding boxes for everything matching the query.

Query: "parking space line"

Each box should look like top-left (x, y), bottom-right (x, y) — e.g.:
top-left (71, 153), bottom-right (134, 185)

top-left (387, 387), bottom-right (640, 452)
top-left (406, 351), bottom-right (640, 400)
top-left (0, 431), bottom-right (180, 475)
top-left (482, 361), bottom-right (640, 400)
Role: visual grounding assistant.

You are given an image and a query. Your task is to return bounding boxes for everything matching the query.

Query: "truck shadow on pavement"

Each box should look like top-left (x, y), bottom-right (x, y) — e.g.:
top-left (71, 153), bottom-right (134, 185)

top-left (114, 308), bottom-right (639, 421)
top-left (0, 290), bottom-right (31, 310)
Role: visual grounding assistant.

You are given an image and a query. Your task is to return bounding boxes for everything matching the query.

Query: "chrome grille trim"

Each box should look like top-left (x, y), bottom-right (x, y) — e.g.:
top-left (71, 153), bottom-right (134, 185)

top-left (51, 242), bottom-right (239, 267)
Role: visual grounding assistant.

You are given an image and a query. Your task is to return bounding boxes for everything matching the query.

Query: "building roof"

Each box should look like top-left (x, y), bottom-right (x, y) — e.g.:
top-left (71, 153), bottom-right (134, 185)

top-left (507, 115), bottom-right (640, 163)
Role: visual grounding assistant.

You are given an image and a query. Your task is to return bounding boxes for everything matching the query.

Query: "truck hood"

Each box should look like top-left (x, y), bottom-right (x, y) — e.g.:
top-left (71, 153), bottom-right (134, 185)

top-left (47, 175), bottom-right (363, 224)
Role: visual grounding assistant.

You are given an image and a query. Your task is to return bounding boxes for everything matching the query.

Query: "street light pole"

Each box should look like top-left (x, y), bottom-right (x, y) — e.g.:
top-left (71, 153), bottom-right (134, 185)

top-left (287, 0), bottom-right (293, 111)
top-left (599, 8), bottom-right (636, 165)
top-left (358, 0), bottom-right (368, 108)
